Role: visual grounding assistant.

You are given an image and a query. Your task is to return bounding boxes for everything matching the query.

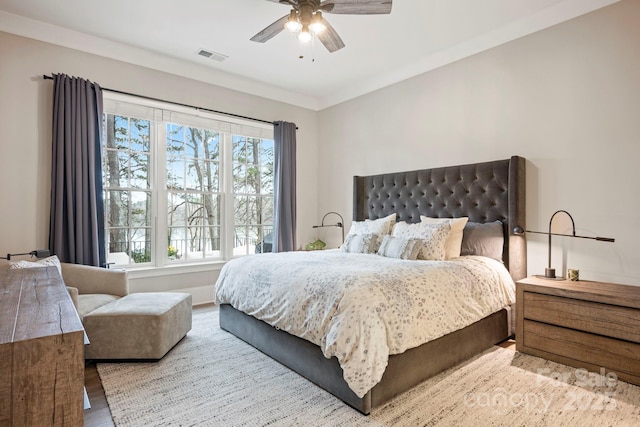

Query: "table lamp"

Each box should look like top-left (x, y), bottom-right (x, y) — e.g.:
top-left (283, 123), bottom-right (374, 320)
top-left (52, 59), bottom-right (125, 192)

top-left (514, 210), bottom-right (614, 279)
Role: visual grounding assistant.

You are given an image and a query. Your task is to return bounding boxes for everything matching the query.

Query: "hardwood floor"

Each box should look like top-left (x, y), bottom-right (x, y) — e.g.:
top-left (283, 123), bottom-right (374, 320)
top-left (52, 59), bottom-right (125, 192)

top-left (497, 338), bottom-right (516, 351)
top-left (84, 361), bottom-right (115, 427)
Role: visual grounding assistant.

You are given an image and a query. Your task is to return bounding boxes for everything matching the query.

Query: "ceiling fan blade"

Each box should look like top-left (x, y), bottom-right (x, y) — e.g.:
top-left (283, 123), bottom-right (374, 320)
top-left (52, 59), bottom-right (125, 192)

top-left (320, 0), bottom-right (392, 15)
top-left (269, 0), bottom-right (298, 4)
top-left (250, 14), bottom-right (289, 43)
top-left (316, 18), bottom-right (345, 53)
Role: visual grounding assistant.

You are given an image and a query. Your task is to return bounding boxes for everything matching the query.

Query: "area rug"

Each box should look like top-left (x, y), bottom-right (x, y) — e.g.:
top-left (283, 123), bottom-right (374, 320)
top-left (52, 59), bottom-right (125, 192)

top-left (98, 307), bottom-right (640, 426)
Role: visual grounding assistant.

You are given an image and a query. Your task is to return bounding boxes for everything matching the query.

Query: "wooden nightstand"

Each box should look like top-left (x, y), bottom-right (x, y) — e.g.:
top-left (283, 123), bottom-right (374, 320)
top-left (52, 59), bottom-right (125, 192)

top-left (516, 276), bottom-right (640, 386)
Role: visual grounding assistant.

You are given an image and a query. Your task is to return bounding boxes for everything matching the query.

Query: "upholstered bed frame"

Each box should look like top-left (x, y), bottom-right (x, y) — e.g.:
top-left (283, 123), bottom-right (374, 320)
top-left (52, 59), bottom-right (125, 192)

top-left (220, 155), bottom-right (526, 414)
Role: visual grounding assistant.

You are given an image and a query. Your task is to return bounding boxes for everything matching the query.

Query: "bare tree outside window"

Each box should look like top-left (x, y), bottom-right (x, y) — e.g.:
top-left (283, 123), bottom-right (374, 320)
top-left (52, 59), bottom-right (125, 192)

top-left (102, 104), bottom-right (274, 266)
top-left (103, 114), bottom-right (152, 264)
top-left (166, 124), bottom-right (221, 260)
top-left (232, 135), bottom-right (274, 255)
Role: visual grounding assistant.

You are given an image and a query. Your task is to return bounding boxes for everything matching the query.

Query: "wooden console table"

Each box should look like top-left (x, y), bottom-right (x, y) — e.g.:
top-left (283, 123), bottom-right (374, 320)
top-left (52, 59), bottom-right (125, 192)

top-left (0, 266), bottom-right (85, 426)
top-left (516, 276), bottom-right (640, 386)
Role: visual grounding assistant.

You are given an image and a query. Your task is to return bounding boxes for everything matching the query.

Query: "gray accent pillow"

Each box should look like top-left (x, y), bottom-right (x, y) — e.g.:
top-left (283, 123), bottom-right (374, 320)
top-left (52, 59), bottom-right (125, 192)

top-left (377, 235), bottom-right (423, 260)
top-left (340, 233), bottom-right (381, 254)
top-left (460, 220), bottom-right (504, 260)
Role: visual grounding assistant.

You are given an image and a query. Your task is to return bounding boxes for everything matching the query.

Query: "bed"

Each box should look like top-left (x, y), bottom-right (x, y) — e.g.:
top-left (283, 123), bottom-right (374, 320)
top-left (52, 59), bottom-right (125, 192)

top-left (215, 156), bottom-right (526, 414)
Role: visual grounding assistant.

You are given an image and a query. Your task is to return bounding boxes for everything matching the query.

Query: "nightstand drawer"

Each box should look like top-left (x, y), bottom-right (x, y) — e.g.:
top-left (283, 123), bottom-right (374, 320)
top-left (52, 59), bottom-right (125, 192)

top-left (523, 320), bottom-right (640, 378)
top-left (523, 292), bottom-right (640, 343)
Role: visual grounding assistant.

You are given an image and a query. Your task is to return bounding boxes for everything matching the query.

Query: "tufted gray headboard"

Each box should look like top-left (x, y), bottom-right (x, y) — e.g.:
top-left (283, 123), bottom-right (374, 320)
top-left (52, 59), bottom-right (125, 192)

top-left (353, 156), bottom-right (526, 280)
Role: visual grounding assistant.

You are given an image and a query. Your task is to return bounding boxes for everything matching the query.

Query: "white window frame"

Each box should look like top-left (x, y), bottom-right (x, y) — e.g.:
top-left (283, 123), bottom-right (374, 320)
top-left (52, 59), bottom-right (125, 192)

top-left (102, 92), bottom-right (274, 272)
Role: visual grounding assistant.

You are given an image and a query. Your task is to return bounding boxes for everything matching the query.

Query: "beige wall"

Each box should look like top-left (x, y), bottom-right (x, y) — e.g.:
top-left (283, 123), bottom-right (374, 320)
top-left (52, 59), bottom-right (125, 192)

top-left (2, 0), bottom-right (639, 298)
top-left (317, 0), bottom-right (640, 285)
top-left (0, 31), bottom-right (318, 303)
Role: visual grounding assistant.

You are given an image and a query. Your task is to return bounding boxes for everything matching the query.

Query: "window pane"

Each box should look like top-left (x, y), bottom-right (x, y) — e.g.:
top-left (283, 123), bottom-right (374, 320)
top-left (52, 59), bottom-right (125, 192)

top-left (205, 132), bottom-right (219, 160)
top-left (204, 226), bottom-right (221, 257)
top-left (233, 163), bottom-right (246, 193)
top-left (246, 138), bottom-right (257, 166)
top-left (232, 137), bottom-right (246, 161)
top-left (131, 191), bottom-right (151, 227)
top-left (231, 136), bottom-right (274, 255)
top-left (113, 115), bottom-right (129, 149)
top-left (130, 118), bottom-right (150, 152)
top-left (256, 225), bottom-right (273, 254)
top-left (167, 157), bottom-right (185, 190)
top-left (233, 225), bottom-right (249, 256)
top-left (105, 190), bottom-right (129, 227)
top-left (184, 194), bottom-right (204, 259)
top-left (186, 159), bottom-right (204, 191)
top-left (107, 227), bottom-right (128, 257)
top-left (201, 194), bottom-right (220, 226)
top-left (203, 161), bottom-right (219, 192)
top-left (187, 193), bottom-right (204, 226)
top-left (262, 196), bottom-right (274, 224)
top-left (246, 196), bottom-right (259, 225)
top-left (234, 196), bottom-right (248, 226)
top-left (165, 123), bottom-right (221, 261)
top-left (248, 226), bottom-right (261, 253)
top-left (185, 226), bottom-right (204, 260)
top-left (129, 234), bottom-right (151, 264)
top-left (118, 151), bottom-right (129, 187)
top-left (130, 153), bottom-right (150, 189)
top-left (261, 139), bottom-right (274, 163)
top-left (168, 226), bottom-right (186, 260)
top-left (168, 192), bottom-right (186, 227)
top-left (185, 127), bottom-right (202, 159)
top-left (167, 124), bottom-right (185, 155)
top-left (104, 149), bottom-right (122, 187)
top-left (261, 139), bottom-right (274, 194)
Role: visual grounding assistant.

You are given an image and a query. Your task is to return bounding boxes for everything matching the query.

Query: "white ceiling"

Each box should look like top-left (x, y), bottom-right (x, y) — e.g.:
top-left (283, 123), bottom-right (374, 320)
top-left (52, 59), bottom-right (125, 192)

top-left (0, 0), bottom-right (620, 110)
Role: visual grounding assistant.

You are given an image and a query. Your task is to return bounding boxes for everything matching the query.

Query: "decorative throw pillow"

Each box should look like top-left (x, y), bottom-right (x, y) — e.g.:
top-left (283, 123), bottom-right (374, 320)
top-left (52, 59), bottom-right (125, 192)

top-left (460, 220), bottom-right (504, 260)
top-left (340, 233), bottom-right (381, 254)
top-left (377, 235), bottom-right (423, 260)
top-left (9, 255), bottom-right (62, 275)
top-left (420, 216), bottom-right (469, 259)
top-left (391, 221), bottom-right (451, 260)
top-left (346, 213), bottom-right (396, 237)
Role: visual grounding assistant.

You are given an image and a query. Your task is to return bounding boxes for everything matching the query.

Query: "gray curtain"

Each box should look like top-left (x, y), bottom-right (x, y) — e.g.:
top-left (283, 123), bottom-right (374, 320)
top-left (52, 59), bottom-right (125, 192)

top-left (272, 121), bottom-right (297, 252)
top-left (49, 74), bottom-right (106, 266)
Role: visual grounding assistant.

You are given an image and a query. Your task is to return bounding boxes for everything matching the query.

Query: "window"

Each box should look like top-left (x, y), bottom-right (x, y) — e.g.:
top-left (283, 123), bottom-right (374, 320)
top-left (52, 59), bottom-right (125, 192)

top-left (166, 123), bottom-right (221, 261)
top-left (232, 136), bottom-right (274, 256)
top-left (102, 94), bottom-right (274, 267)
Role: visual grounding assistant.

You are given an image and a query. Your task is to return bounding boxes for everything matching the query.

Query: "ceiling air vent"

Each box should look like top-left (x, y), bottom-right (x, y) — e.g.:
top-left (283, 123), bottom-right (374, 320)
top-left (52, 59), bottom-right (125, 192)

top-left (196, 49), bottom-right (228, 62)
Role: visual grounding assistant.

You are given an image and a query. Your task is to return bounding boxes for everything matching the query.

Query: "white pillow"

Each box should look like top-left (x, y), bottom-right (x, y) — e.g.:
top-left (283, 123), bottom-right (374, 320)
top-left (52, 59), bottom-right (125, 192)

top-left (420, 216), bottom-right (469, 259)
top-left (391, 221), bottom-right (451, 260)
top-left (377, 235), bottom-right (423, 260)
top-left (9, 255), bottom-right (62, 275)
top-left (340, 233), bottom-right (381, 254)
top-left (346, 213), bottom-right (396, 240)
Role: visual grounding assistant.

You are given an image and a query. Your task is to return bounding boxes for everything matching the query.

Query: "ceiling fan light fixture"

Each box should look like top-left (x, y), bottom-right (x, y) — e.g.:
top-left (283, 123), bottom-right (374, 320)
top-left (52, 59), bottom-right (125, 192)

top-left (285, 10), bottom-right (302, 32)
top-left (251, 0), bottom-right (392, 53)
top-left (298, 25), bottom-right (312, 43)
top-left (309, 11), bottom-right (325, 34)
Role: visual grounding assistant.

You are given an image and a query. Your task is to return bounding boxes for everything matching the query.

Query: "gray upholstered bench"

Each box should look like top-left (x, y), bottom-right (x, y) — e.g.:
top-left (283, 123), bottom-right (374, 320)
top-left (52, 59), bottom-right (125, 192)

top-left (83, 292), bottom-right (192, 360)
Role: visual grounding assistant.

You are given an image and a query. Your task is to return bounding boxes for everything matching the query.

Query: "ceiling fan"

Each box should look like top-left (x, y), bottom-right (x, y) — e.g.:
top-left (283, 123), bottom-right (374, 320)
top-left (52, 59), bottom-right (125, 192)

top-left (251, 0), bottom-right (393, 53)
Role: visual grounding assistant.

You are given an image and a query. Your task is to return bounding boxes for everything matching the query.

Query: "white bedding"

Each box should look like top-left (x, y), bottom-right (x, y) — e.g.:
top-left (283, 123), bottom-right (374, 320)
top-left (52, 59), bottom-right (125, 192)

top-left (214, 250), bottom-right (515, 398)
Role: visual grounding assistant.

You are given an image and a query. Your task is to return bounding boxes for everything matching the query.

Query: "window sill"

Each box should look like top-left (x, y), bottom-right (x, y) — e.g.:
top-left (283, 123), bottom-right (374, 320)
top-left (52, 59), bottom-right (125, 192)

top-left (123, 260), bottom-right (227, 279)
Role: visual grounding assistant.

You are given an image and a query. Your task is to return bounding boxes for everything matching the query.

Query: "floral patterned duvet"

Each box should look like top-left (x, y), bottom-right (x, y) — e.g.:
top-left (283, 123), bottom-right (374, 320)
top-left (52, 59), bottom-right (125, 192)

top-left (214, 250), bottom-right (515, 398)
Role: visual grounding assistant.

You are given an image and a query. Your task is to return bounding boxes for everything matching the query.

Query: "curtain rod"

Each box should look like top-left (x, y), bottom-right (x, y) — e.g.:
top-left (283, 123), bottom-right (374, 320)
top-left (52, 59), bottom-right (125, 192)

top-left (42, 74), bottom-right (295, 128)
